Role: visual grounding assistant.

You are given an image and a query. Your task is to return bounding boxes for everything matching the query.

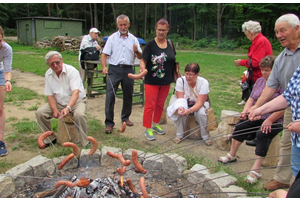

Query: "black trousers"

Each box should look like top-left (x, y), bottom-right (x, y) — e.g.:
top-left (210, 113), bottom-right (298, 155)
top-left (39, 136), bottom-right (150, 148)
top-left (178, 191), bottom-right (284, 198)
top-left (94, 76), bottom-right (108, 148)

top-left (232, 119), bottom-right (283, 157)
top-left (105, 65), bottom-right (134, 127)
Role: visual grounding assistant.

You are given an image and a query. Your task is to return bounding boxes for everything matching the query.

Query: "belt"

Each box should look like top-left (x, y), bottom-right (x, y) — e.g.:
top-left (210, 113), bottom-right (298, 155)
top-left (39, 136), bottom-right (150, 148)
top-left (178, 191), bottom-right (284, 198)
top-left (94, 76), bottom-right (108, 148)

top-left (110, 64), bottom-right (133, 68)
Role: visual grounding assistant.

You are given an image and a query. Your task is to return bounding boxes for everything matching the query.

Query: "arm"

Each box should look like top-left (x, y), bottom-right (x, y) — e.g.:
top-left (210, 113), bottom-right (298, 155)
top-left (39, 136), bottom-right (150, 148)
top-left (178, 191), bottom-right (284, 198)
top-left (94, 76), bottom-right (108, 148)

top-left (101, 53), bottom-right (108, 75)
top-left (286, 119), bottom-right (300, 134)
top-left (133, 44), bottom-right (142, 59)
top-left (175, 90), bottom-right (185, 116)
top-left (240, 97), bottom-right (255, 120)
top-left (48, 96), bottom-right (61, 119)
top-left (59, 89), bottom-right (79, 119)
top-left (3, 72), bottom-right (12, 92)
top-left (249, 86), bottom-right (277, 112)
top-left (269, 189), bottom-right (287, 198)
top-left (261, 110), bottom-right (285, 134)
top-left (139, 58), bottom-right (147, 73)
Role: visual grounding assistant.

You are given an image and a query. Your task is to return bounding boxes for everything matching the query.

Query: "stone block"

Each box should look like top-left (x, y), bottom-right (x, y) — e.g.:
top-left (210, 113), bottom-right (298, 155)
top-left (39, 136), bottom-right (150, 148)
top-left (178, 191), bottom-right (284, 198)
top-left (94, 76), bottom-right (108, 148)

top-left (25, 155), bottom-right (55, 177)
top-left (143, 152), bottom-right (163, 171)
top-left (79, 149), bottom-right (101, 168)
top-left (0, 175), bottom-right (15, 197)
top-left (219, 185), bottom-right (247, 198)
top-left (187, 164), bottom-right (210, 187)
top-left (100, 146), bottom-right (122, 167)
top-left (163, 153), bottom-right (187, 181)
top-left (204, 171), bottom-right (237, 194)
top-left (53, 155), bottom-right (78, 171)
top-left (5, 162), bottom-right (33, 188)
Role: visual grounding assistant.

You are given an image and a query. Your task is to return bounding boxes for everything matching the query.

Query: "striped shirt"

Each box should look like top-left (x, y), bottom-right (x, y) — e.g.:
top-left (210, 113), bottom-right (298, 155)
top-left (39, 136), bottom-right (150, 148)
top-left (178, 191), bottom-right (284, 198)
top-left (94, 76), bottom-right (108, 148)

top-left (0, 41), bottom-right (12, 72)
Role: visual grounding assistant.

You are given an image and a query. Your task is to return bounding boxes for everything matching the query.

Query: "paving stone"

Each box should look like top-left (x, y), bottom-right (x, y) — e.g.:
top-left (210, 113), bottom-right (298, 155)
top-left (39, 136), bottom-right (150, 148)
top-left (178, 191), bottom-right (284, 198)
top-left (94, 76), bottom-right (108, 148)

top-left (143, 152), bottom-right (163, 171)
top-left (163, 153), bottom-right (187, 181)
top-left (219, 185), bottom-right (247, 198)
top-left (100, 146), bottom-right (122, 167)
top-left (204, 171), bottom-right (237, 195)
top-left (0, 175), bottom-right (15, 197)
top-left (187, 164), bottom-right (210, 187)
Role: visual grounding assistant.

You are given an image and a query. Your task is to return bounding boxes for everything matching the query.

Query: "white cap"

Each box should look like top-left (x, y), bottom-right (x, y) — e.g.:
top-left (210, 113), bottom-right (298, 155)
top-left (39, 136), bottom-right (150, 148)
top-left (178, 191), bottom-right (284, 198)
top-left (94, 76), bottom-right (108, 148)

top-left (89, 28), bottom-right (100, 33)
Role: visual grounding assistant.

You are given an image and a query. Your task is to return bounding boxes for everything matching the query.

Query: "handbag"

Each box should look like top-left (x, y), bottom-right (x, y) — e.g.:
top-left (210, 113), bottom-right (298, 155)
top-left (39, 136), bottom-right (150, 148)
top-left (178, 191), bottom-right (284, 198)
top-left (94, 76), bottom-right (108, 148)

top-left (80, 47), bottom-right (100, 69)
top-left (168, 39), bottom-right (182, 83)
top-left (241, 59), bottom-right (254, 101)
top-left (189, 84), bottom-right (218, 131)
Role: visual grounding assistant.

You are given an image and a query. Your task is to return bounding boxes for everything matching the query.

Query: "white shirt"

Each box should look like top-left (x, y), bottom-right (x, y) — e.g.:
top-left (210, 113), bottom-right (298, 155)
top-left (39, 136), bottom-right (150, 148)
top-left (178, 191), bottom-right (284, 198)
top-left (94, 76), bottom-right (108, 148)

top-left (44, 63), bottom-right (85, 106)
top-left (102, 31), bottom-right (142, 65)
top-left (0, 41), bottom-right (13, 72)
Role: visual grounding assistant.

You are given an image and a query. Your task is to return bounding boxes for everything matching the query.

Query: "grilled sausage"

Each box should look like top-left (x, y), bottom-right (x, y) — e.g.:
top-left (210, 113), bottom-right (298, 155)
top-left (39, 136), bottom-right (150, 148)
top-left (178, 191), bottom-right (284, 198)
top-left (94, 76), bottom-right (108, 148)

top-left (62, 142), bottom-right (79, 156)
top-left (58, 153), bottom-right (75, 170)
top-left (126, 178), bottom-right (138, 194)
top-left (132, 149), bottom-right (147, 174)
top-left (139, 177), bottom-right (149, 198)
top-left (107, 151), bottom-right (119, 158)
top-left (76, 177), bottom-right (90, 188)
top-left (117, 153), bottom-right (131, 166)
top-left (86, 136), bottom-right (98, 156)
top-left (37, 131), bottom-right (54, 149)
top-left (119, 122), bottom-right (126, 133)
top-left (54, 180), bottom-right (75, 189)
top-left (116, 166), bottom-right (126, 176)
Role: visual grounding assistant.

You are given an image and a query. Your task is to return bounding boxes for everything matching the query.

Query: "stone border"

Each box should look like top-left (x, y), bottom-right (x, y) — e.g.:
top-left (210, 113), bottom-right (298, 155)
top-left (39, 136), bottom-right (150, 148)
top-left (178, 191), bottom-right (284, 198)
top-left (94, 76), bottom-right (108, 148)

top-left (0, 146), bottom-right (249, 198)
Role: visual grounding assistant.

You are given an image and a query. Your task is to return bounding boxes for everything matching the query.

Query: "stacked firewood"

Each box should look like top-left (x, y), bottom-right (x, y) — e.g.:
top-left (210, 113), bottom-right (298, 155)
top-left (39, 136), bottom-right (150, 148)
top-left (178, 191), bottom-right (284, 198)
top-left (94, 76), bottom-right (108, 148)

top-left (34, 36), bottom-right (106, 52)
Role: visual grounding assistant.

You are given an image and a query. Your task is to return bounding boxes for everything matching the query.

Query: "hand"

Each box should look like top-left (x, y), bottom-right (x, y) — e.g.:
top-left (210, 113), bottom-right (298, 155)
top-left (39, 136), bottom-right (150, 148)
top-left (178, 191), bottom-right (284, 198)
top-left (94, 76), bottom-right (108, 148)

top-left (261, 118), bottom-right (272, 134)
top-left (248, 106), bottom-right (262, 121)
top-left (286, 119), bottom-right (300, 134)
top-left (234, 59), bottom-right (241, 66)
top-left (269, 189), bottom-right (287, 198)
top-left (96, 45), bottom-right (101, 51)
top-left (133, 44), bottom-right (138, 53)
top-left (239, 111), bottom-right (247, 121)
top-left (53, 110), bottom-right (61, 119)
top-left (3, 81), bottom-right (12, 92)
top-left (178, 107), bottom-right (185, 117)
top-left (59, 107), bottom-right (69, 120)
top-left (102, 66), bottom-right (108, 75)
top-left (139, 68), bottom-right (145, 74)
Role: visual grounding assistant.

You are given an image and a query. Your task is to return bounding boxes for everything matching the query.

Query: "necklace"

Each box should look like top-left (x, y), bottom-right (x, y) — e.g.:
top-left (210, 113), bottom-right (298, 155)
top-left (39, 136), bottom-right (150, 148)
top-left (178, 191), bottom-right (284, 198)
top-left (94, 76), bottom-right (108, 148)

top-left (156, 38), bottom-right (166, 47)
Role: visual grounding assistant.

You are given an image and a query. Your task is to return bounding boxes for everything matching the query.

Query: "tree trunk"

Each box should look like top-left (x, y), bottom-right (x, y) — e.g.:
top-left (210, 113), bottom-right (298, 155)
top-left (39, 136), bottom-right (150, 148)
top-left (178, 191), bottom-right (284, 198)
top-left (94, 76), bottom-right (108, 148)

top-left (111, 3), bottom-right (116, 23)
top-left (27, 3), bottom-right (30, 15)
top-left (193, 5), bottom-right (196, 41)
top-left (47, 3), bottom-right (51, 17)
top-left (164, 3), bottom-right (167, 20)
top-left (217, 3), bottom-right (226, 44)
top-left (94, 3), bottom-right (98, 29)
top-left (155, 3), bottom-right (157, 24)
top-left (84, 4), bottom-right (87, 32)
top-left (89, 3), bottom-right (93, 28)
top-left (132, 4), bottom-right (135, 35)
top-left (144, 3), bottom-right (147, 39)
top-left (73, 4), bottom-right (75, 19)
top-left (56, 3), bottom-right (59, 17)
top-left (169, 3), bottom-right (172, 33)
top-left (102, 4), bottom-right (105, 34)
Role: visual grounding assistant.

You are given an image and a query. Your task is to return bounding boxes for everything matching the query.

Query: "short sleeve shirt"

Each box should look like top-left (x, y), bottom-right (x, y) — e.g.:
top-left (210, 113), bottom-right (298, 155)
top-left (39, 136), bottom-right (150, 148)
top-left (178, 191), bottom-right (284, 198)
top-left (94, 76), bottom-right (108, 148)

top-left (0, 41), bottom-right (12, 72)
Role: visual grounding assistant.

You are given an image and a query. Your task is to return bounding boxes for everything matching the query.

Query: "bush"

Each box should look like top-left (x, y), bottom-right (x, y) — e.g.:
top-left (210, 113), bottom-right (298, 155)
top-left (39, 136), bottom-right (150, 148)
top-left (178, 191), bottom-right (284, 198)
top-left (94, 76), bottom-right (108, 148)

top-left (217, 39), bottom-right (238, 50)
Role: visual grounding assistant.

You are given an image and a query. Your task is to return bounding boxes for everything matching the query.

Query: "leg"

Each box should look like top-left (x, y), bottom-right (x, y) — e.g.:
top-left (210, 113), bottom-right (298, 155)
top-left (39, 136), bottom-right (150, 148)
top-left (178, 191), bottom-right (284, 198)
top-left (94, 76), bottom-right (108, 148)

top-left (120, 67), bottom-right (134, 122)
top-left (291, 144), bottom-right (300, 177)
top-left (0, 89), bottom-right (5, 142)
top-left (105, 66), bottom-right (121, 127)
top-left (272, 108), bottom-right (293, 185)
top-left (194, 106), bottom-right (209, 141)
top-left (79, 61), bottom-right (86, 83)
top-left (72, 99), bottom-right (89, 147)
top-left (173, 116), bottom-right (188, 139)
top-left (152, 84), bottom-right (170, 124)
top-left (143, 84), bottom-right (159, 128)
top-left (35, 104), bottom-right (56, 144)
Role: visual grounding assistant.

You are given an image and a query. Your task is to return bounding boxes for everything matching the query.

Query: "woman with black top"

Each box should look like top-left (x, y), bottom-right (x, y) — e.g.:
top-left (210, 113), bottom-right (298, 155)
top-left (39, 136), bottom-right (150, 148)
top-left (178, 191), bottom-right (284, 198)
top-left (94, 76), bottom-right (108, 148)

top-left (139, 18), bottom-right (176, 141)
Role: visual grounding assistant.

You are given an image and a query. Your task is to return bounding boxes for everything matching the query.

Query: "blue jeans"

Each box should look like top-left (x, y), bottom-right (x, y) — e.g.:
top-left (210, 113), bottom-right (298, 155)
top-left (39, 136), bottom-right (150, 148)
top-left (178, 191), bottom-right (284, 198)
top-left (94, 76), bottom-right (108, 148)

top-left (0, 70), bottom-right (4, 86)
top-left (291, 144), bottom-right (300, 177)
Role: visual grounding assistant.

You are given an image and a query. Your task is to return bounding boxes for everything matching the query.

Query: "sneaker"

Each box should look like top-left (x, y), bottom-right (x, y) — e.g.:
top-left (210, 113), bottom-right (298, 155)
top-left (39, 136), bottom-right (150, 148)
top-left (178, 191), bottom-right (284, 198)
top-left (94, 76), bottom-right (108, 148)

top-left (0, 141), bottom-right (8, 157)
top-left (152, 124), bottom-right (165, 135)
top-left (237, 100), bottom-right (246, 105)
top-left (144, 129), bottom-right (155, 141)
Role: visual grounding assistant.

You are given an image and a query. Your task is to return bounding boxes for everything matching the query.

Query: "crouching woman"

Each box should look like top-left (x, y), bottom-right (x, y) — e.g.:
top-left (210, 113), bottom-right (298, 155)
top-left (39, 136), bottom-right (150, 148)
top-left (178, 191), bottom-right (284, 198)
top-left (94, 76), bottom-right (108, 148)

top-left (167, 63), bottom-right (212, 145)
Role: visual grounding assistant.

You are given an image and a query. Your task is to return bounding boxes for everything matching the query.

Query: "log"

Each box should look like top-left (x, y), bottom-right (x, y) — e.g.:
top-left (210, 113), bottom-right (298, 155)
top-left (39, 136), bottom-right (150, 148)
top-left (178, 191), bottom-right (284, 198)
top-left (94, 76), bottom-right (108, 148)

top-left (57, 114), bottom-right (80, 146)
top-left (220, 110), bottom-right (240, 125)
top-left (183, 115), bottom-right (202, 140)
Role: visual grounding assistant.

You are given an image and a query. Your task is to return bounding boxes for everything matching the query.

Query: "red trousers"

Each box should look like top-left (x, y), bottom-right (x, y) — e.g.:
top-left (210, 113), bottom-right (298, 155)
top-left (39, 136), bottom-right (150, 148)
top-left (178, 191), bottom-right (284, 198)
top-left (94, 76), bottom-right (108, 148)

top-left (143, 84), bottom-right (170, 128)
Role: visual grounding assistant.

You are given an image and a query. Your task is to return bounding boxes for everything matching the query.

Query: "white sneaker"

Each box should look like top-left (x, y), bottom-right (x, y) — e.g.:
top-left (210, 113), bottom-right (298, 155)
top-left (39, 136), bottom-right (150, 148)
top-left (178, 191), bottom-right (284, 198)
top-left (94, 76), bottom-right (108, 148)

top-left (237, 100), bottom-right (246, 105)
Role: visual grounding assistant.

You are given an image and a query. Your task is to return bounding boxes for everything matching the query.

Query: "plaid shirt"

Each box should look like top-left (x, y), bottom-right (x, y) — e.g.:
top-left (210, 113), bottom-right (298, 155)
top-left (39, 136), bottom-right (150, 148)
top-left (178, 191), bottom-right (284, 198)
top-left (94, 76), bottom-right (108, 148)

top-left (250, 77), bottom-right (284, 122)
top-left (283, 66), bottom-right (300, 147)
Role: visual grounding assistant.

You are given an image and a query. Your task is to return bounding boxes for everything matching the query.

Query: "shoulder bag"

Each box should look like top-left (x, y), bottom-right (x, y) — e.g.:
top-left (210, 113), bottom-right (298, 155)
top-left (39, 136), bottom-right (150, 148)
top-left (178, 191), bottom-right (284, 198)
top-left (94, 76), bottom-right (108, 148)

top-left (241, 59), bottom-right (254, 101)
top-left (188, 84), bottom-right (218, 131)
top-left (168, 39), bottom-right (182, 83)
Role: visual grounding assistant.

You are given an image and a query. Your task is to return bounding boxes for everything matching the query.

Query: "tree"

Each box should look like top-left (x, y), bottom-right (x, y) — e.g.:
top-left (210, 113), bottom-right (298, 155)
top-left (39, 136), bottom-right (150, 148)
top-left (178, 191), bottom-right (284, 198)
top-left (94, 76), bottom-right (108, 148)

top-left (94, 3), bottom-right (98, 28)
top-left (47, 3), bottom-right (51, 17)
top-left (217, 3), bottom-right (226, 44)
top-left (144, 3), bottom-right (147, 39)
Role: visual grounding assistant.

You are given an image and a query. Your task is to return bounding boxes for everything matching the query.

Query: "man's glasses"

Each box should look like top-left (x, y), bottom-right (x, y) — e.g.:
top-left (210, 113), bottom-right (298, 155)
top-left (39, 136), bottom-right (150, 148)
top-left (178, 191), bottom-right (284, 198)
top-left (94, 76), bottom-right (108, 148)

top-left (48, 61), bottom-right (61, 67)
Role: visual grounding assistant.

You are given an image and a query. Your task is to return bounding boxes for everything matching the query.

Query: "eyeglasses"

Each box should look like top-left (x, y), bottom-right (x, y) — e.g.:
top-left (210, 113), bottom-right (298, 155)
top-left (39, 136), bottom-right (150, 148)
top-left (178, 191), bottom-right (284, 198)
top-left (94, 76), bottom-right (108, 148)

top-left (185, 73), bottom-right (196, 77)
top-left (48, 61), bottom-right (61, 67)
top-left (156, 29), bottom-right (167, 32)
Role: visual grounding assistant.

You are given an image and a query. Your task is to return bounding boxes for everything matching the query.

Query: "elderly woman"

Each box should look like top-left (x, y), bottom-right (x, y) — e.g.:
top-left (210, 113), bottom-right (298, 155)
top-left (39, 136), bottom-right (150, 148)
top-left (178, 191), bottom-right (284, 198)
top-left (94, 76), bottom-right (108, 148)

top-left (167, 63), bottom-right (212, 145)
top-left (139, 18), bottom-right (176, 141)
top-left (235, 20), bottom-right (272, 106)
top-left (0, 26), bottom-right (12, 156)
top-left (219, 56), bottom-right (284, 184)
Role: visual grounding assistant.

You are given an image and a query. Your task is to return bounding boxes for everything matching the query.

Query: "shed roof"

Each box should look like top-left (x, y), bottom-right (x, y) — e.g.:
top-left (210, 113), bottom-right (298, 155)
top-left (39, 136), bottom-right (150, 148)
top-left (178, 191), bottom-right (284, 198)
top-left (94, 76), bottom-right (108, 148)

top-left (14, 16), bottom-right (85, 22)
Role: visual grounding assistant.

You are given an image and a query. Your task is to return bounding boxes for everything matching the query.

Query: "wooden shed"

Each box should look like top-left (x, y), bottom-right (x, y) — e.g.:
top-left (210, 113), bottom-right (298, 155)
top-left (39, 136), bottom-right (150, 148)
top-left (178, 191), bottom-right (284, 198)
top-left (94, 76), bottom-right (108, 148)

top-left (14, 17), bottom-right (85, 46)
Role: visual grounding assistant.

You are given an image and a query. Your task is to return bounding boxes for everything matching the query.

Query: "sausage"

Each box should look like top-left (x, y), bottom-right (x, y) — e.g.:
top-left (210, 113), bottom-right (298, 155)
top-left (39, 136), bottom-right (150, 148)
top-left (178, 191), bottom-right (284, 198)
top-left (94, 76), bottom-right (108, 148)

top-left (86, 136), bottom-right (98, 156)
top-left (107, 151), bottom-right (119, 158)
top-left (132, 149), bottom-right (147, 174)
top-left (117, 153), bottom-right (131, 166)
top-left (54, 180), bottom-right (75, 189)
top-left (126, 178), bottom-right (138, 194)
top-left (58, 153), bottom-right (75, 170)
top-left (76, 177), bottom-right (90, 188)
top-left (62, 142), bottom-right (79, 157)
top-left (119, 122), bottom-right (126, 133)
top-left (37, 131), bottom-right (54, 149)
top-left (127, 69), bottom-right (148, 80)
top-left (116, 166), bottom-right (126, 176)
top-left (139, 177), bottom-right (149, 198)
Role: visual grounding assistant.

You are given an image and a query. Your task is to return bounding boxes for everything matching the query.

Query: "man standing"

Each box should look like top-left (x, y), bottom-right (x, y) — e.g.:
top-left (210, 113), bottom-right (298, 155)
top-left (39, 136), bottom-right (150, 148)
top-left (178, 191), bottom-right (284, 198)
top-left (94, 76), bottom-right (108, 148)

top-left (36, 51), bottom-right (89, 148)
top-left (249, 13), bottom-right (300, 191)
top-left (79, 27), bottom-right (101, 85)
top-left (101, 14), bottom-right (142, 133)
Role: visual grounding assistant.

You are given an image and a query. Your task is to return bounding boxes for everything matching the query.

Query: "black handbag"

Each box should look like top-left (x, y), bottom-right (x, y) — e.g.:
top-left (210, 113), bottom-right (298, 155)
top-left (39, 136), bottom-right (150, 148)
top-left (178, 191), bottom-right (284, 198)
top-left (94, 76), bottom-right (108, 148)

top-left (241, 59), bottom-right (254, 101)
top-left (80, 47), bottom-right (99, 69)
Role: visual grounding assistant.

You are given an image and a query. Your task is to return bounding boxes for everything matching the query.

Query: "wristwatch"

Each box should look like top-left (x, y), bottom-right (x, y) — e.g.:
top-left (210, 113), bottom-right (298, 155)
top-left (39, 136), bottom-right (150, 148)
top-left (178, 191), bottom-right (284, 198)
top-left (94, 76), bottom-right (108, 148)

top-left (66, 105), bottom-right (71, 111)
top-left (189, 108), bottom-right (193, 114)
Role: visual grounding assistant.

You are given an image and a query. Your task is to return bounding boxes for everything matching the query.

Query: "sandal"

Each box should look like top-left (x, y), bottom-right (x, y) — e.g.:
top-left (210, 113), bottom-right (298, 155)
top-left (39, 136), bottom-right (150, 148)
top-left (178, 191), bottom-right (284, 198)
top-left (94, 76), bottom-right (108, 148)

top-left (245, 170), bottom-right (262, 184)
top-left (205, 139), bottom-right (212, 146)
top-left (173, 137), bottom-right (182, 144)
top-left (218, 153), bottom-right (237, 164)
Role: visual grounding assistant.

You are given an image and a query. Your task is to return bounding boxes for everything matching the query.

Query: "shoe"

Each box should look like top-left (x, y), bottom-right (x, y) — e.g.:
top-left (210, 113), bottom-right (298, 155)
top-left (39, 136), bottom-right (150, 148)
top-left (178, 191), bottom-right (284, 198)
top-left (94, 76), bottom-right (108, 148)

top-left (39, 138), bottom-right (57, 149)
top-left (246, 138), bottom-right (257, 146)
top-left (205, 139), bottom-right (212, 146)
top-left (245, 170), bottom-right (262, 184)
top-left (144, 129), bottom-right (155, 141)
top-left (152, 124), bottom-right (165, 135)
top-left (264, 179), bottom-right (290, 191)
top-left (218, 153), bottom-right (237, 164)
top-left (124, 120), bottom-right (133, 126)
top-left (173, 137), bottom-right (182, 144)
top-left (0, 141), bottom-right (8, 157)
top-left (105, 126), bottom-right (113, 134)
top-left (237, 100), bottom-right (246, 105)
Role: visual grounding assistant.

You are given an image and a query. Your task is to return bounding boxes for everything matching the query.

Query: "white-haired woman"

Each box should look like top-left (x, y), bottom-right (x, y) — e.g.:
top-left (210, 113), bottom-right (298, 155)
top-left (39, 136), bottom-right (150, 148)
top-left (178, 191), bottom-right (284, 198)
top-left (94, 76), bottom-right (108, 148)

top-left (234, 20), bottom-right (272, 106)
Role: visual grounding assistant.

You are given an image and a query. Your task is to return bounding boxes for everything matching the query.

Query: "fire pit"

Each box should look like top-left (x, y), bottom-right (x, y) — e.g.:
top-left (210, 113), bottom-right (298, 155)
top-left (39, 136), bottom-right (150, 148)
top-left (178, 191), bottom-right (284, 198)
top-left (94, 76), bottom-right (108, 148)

top-left (0, 146), bottom-right (246, 198)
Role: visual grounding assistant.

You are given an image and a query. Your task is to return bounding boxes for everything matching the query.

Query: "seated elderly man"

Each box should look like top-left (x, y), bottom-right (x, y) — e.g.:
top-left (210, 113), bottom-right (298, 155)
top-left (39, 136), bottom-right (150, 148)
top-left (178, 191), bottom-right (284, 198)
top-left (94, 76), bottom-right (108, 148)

top-left (36, 51), bottom-right (89, 148)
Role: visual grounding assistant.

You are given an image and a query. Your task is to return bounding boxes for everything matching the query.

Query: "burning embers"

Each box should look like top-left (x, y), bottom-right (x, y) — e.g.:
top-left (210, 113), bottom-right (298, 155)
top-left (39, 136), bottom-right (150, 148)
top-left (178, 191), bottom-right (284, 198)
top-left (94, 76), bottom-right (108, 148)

top-left (51, 175), bottom-right (144, 198)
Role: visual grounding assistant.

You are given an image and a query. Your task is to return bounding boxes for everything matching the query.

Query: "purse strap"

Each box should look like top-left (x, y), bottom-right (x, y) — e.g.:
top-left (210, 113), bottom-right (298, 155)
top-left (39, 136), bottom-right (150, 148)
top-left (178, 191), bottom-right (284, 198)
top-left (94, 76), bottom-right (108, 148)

top-left (168, 39), bottom-right (175, 55)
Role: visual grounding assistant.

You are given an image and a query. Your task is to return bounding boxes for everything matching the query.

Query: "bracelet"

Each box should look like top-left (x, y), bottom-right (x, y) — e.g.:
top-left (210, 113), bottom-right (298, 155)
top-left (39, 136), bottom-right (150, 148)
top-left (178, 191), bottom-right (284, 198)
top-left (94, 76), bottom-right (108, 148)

top-left (5, 80), bottom-right (11, 84)
top-left (189, 108), bottom-right (193, 114)
top-left (66, 105), bottom-right (71, 111)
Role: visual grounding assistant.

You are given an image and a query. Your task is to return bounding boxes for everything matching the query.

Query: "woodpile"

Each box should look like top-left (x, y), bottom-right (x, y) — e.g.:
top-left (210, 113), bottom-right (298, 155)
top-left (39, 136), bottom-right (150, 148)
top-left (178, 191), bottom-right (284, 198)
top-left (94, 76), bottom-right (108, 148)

top-left (34, 36), bottom-right (106, 52)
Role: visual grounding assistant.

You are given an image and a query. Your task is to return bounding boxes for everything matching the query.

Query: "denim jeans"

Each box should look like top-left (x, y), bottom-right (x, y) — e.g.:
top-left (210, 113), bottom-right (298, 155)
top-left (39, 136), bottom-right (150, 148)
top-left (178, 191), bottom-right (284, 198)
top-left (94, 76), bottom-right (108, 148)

top-left (291, 144), bottom-right (300, 177)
